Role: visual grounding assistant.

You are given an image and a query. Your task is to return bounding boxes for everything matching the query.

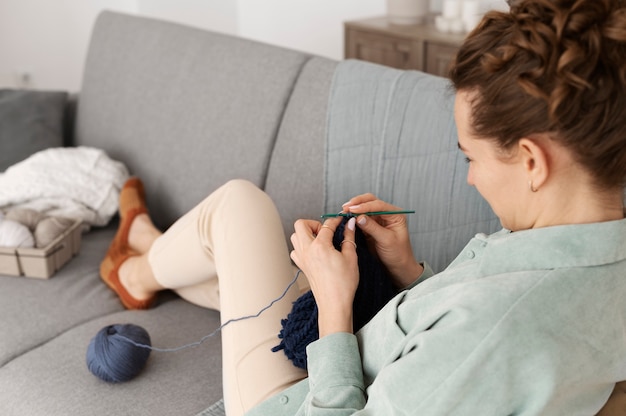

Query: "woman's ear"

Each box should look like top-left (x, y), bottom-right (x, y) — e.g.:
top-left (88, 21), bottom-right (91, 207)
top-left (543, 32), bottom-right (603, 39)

top-left (517, 137), bottom-right (550, 192)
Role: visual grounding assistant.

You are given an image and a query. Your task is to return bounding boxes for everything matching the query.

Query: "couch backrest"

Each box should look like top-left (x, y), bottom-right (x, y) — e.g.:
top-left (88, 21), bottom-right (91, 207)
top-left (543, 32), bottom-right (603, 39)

top-left (71, 11), bottom-right (495, 269)
top-left (322, 60), bottom-right (502, 272)
top-left (264, 57), bottom-right (337, 237)
top-left (74, 11), bottom-right (327, 229)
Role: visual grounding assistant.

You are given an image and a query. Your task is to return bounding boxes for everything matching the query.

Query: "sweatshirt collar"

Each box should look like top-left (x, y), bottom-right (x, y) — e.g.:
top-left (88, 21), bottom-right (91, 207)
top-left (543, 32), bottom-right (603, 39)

top-left (476, 219), bottom-right (626, 276)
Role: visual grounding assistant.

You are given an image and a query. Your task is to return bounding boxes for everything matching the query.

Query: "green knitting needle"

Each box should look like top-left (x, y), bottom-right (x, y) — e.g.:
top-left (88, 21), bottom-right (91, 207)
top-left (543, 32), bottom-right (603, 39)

top-left (320, 210), bottom-right (415, 219)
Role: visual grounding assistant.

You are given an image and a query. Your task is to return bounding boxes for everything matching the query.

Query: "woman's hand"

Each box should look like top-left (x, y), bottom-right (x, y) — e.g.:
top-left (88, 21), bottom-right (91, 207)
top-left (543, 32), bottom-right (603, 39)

top-left (290, 216), bottom-right (359, 337)
top-left (343, 193), bottom-right (423, 288)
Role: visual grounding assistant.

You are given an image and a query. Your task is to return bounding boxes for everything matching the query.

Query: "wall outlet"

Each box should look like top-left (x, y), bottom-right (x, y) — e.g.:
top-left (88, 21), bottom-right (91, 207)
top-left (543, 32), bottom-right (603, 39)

top-left (14, 69), bottom-right (33, 88)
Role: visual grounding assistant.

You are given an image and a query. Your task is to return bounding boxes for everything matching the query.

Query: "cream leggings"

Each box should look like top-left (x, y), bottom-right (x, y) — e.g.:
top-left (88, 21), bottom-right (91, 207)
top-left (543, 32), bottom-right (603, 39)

top-left (147, 179), bottom-right (307, 416)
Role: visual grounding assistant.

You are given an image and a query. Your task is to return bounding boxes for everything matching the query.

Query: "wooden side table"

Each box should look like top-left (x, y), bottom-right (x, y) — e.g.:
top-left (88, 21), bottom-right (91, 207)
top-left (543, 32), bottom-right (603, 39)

top-left (344, 16), bottom-right (467, 77)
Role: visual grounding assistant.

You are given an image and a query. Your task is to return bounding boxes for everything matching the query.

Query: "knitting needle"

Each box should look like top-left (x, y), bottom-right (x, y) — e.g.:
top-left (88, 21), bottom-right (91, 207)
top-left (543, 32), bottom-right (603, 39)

top-left (320, 210), bottom-right (415, 219)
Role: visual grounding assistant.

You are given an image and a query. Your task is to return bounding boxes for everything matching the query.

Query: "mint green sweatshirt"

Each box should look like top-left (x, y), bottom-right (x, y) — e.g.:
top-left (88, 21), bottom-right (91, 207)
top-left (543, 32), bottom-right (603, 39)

top-left (248, 219), bottom-right (626, 415)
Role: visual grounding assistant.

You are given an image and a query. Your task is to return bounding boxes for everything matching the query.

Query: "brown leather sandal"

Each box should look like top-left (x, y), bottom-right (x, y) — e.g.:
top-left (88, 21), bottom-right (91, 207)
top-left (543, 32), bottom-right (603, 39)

top-left (99, 177), bottom-right (155, 309)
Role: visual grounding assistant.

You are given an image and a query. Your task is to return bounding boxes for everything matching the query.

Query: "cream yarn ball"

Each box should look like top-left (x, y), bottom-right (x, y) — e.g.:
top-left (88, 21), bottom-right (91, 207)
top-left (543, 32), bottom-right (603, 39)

top-left (0, 210), bottom-right (75, 248)
top-left (5, 208), bottom-right (44, 231)
top-left (34, 216), bottom-right (75, 248)
top-left (0, 213), bottom-right (35, 248)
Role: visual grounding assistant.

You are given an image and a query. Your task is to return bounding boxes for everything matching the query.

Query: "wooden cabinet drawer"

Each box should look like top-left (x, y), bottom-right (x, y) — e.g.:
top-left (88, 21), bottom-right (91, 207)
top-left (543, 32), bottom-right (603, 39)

top-left (346, 29), bottom-right (422, 70)
top-left (425, 42), bottom-right (459, 77)
top-left (344, 17), bottom-right (465, 76)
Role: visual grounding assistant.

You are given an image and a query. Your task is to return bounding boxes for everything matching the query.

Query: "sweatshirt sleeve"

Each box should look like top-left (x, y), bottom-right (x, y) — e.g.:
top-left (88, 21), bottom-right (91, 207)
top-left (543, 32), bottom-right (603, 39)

top-left (302, 333), bottom-right (367, 415)
top-left (297, 262), bottom-right (435, 416)
top-left (402, 261), bottom-right (435, 291)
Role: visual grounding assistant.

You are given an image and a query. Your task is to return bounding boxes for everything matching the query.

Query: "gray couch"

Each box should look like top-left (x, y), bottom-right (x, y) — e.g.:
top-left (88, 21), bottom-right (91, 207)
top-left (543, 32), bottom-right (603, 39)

top-left (0, 10), bottom-right (504, 415)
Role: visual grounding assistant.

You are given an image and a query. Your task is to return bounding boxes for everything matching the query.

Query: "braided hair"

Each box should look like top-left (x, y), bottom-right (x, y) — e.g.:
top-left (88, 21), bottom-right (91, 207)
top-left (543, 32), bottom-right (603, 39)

top-left (450, 0), bottom-right (626, 190)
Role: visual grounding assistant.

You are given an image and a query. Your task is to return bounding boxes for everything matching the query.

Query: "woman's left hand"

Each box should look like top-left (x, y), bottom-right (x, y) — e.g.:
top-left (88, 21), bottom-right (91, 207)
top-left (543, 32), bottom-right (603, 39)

top-left (290, 216), bottom-right (359, 337)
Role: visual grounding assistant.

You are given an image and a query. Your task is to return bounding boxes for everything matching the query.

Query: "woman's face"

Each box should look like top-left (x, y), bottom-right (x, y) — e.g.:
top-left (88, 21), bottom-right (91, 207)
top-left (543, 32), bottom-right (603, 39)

top-left (454, 91), bottom-right (529, 231)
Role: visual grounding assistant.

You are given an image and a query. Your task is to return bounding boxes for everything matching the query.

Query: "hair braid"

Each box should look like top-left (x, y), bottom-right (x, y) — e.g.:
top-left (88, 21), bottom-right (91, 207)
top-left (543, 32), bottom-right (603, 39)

top-left (450, 0), bottom-right (626, 189)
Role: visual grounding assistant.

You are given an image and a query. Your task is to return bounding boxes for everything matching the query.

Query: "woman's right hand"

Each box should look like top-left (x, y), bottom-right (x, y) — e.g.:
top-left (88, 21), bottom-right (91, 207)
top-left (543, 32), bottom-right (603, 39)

top-left (342, 193), bottom-right (424, 288)
top-left (290, 217), bottom-right (359, 337)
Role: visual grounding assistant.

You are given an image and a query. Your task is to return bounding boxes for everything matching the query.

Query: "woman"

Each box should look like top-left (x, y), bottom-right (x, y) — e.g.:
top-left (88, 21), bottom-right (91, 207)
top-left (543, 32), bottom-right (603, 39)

top-left (100, 0), bottom-right (626, 414)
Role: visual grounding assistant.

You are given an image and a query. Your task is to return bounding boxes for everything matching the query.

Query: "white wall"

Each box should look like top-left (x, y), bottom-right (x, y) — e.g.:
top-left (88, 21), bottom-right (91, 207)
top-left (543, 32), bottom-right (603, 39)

top-left (136, 0), bottom-right (238, 35)
top-left (0, 0), bottom-right (137, 91)
top-left (238, 0), bottom-right (385, 60)
top-left (0, 0), bottom-right (507, 92)
top-left (0, 0), bottom-right (386, 92)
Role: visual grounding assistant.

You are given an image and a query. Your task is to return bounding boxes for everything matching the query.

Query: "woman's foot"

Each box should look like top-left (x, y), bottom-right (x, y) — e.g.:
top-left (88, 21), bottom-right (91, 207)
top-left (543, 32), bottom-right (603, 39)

top-left (127, 212), bottom-right (162, 255)
top-left (107, 177), bottom-right (149, 257)
top-left (117, 254), bottom-right (160, 303)
top-left (100, 177), bottom-right (161, 309)
top-left (100, 251), bottom-right (156, 309)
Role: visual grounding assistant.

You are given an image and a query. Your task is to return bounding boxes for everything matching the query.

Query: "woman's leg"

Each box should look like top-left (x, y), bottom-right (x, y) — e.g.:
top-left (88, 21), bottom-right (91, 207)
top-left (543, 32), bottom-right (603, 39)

top-left (146, 179), bottom-right (307, 415)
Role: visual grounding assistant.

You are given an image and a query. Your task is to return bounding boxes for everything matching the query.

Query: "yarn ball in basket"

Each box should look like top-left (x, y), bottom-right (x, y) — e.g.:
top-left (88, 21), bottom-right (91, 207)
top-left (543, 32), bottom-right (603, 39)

top-left (86, 324), bottom-right (152, 383)
top-left (0, 213), bottom-right (35, 248)
top-left (5, 208), bottom-right (44, 231)
top-left (34, 216), bottom-right (75, 248)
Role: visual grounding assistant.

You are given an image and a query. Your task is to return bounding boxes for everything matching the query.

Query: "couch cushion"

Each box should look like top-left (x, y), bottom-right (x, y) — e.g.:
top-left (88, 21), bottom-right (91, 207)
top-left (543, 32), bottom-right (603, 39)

top-left (0, 89), bottom-right (68, 172)
top-left (0, 297), bottom-right (222, 416)
top-left (74, 11), bottom-right (311, 229)
top-left (0, 227), bottom-right (122, 366)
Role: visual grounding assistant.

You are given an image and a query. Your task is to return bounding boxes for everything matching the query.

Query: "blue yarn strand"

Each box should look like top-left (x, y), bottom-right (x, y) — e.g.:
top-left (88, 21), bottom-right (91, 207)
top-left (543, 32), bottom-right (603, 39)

top-left (89, 215), bottom-right (400, 383)
top-left (88, 216), bottom-right (398, 384)
top-left (117, 269), bottom-right (303, 353)
top-left (88, 269), bottom-right (303, 382)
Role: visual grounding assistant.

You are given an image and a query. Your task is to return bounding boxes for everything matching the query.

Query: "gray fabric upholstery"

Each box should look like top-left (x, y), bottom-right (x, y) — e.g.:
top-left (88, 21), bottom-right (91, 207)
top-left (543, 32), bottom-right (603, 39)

top-left (195, 399), bottom-right (225, 416)
top-left (265, 57), bottom-right (338, 240)
top-left (74, 11), bottom-right (311, 230)
top-left (326, 60), bottom-right (500, 273)
top-left (0, 227), bottom-right (122, 366)
top-left (0, 89), bottom-right (68, 172)
top-left (0, 286), bottom-right (223, 416)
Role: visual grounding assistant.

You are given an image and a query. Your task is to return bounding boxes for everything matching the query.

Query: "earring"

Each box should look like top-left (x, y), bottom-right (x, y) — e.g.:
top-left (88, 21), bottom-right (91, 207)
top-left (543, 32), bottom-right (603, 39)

top-left (528, 180), bottom-right (538, 192)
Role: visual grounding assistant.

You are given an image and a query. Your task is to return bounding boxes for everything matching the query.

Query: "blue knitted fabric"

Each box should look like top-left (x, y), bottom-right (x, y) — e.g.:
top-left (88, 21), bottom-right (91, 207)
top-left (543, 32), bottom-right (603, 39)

top-left (272, 217), bottom-right (398, 369)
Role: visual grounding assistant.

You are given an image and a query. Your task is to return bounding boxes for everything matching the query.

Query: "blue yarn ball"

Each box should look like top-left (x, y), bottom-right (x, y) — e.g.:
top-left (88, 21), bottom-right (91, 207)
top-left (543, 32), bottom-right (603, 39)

top-left (86, 324), bottom-right (151, 383)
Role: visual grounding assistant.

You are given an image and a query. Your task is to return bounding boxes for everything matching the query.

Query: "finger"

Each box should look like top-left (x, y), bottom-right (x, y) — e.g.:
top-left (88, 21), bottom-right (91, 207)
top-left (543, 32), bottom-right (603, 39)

top-left (341, 193), bottom-right (377, 211)
top-left (354, 213), bottom-right (380, 230)
top-left (344, 200), bottom-right (402, 216)
top-left (289, 249), bottom-right (304, 271)
top-left (293, 219), bottom-right (319, 241)
top-left (317, 223), bottom-right (335, 238)
top-left (294, 219), bottom-right (321, 234)
top-left (339, 217), bottom-right (358, 253)
top-left (290, 232), bottom-right (299, 250)
top-left (291, 221), bottom-right (316, 256)
top-left (354, 213), bottom-right (392, 240)
top-left (315, 216), bottom-right (343, 237)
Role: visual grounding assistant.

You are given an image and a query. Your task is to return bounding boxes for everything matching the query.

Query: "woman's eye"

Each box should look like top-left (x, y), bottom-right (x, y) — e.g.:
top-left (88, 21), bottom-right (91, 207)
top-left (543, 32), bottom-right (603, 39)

top-left (464, 157), bottom-right (472, 163)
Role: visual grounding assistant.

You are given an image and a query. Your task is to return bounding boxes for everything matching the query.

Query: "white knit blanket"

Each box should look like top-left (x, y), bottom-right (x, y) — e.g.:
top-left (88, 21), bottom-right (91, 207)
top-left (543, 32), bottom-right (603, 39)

top-left (0, 147), bottom-right (129, 227)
